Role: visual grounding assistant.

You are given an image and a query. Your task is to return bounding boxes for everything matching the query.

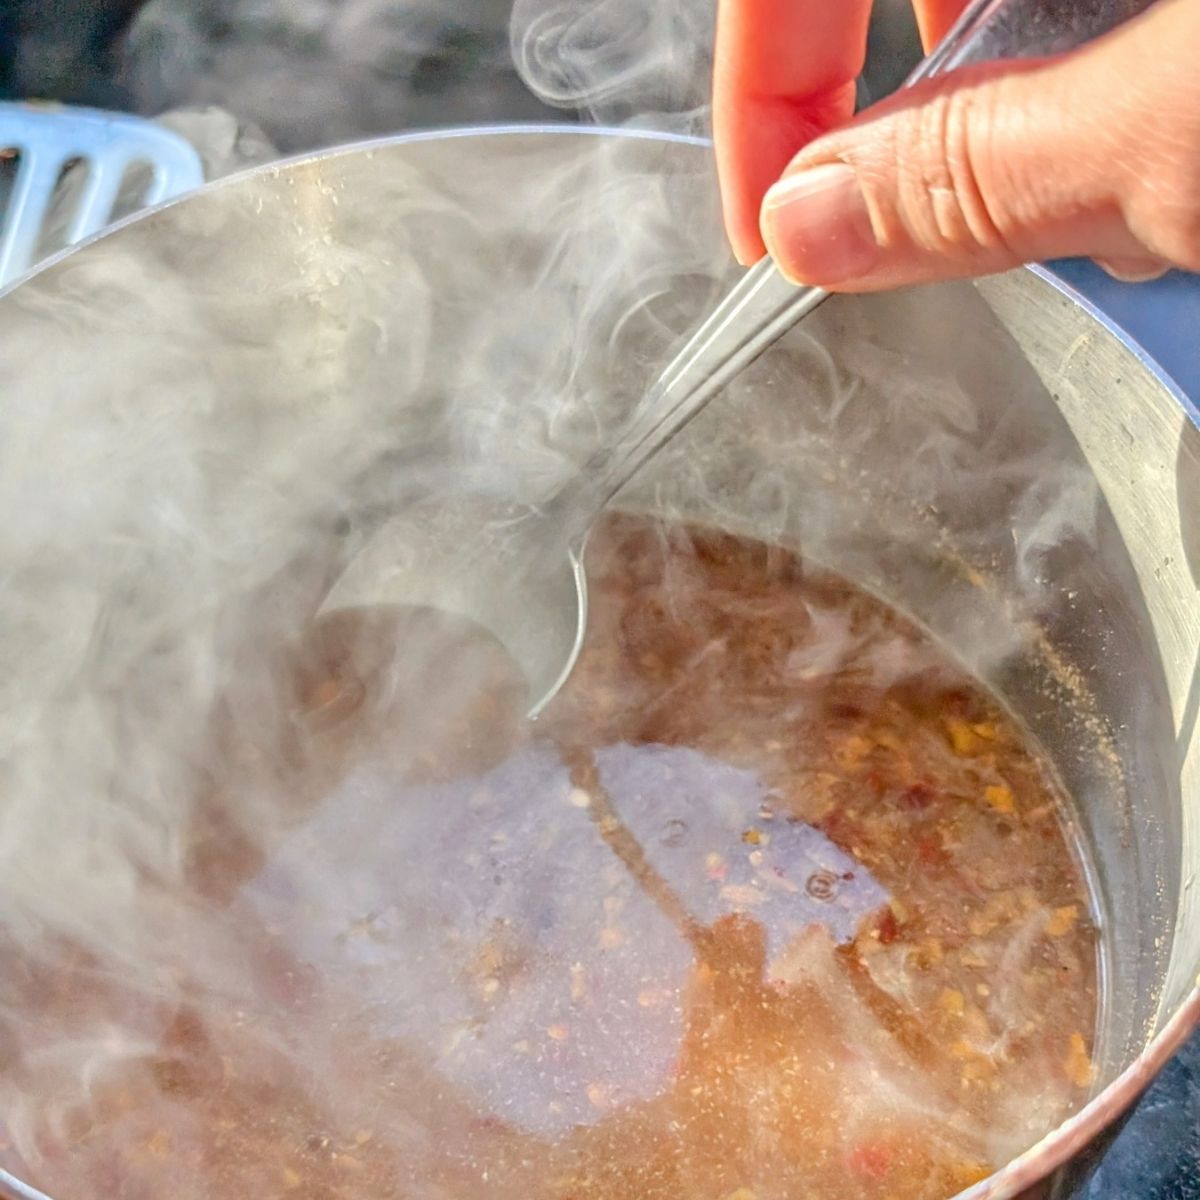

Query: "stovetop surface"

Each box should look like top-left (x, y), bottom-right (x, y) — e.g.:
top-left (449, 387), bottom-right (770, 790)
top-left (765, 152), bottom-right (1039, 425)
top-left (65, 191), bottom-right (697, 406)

top-left (2, 2), bottom-right (1198, 1195)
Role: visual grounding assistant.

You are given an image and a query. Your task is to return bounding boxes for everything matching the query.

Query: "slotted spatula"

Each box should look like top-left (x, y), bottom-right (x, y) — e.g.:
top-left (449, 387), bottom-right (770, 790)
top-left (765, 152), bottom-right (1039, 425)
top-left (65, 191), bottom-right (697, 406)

top-left (0, 102), bottom-right (204, 289)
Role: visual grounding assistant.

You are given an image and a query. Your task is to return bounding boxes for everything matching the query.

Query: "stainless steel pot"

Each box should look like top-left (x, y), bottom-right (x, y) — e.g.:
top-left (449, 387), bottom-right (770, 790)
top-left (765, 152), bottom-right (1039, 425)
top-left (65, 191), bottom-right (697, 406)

top-left (0, 126), bottom-right (1195, 1200)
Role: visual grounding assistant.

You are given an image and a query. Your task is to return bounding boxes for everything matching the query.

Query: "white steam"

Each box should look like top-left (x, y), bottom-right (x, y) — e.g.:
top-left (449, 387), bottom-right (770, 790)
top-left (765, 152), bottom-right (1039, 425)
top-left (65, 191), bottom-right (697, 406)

top-left (121, 0), bottom-right (561, 150)
top-left (510, 0), bottom-right (715, 130)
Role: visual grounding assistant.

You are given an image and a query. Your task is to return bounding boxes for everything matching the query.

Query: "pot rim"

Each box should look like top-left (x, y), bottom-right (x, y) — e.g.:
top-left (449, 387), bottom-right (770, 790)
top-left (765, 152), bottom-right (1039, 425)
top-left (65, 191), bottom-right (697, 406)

top-left (0, 121), bottom-right (1196, 1200)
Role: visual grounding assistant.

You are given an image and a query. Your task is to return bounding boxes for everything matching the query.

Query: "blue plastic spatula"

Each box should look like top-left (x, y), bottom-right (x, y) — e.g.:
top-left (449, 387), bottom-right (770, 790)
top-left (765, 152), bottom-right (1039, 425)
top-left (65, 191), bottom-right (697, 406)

top-left (0, 102), bottom-right (204, 289)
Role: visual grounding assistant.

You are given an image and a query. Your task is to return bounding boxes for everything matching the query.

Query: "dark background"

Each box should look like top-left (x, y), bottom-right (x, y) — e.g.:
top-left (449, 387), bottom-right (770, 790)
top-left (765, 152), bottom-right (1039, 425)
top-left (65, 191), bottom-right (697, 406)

top-left (0, 0), bottom-right (923, 150)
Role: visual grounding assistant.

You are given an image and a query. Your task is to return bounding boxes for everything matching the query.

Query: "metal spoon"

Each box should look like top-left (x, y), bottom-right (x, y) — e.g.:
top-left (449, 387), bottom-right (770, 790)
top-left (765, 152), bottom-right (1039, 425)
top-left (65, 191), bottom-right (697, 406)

top-left (320, 0), bottom-right (1158, 718)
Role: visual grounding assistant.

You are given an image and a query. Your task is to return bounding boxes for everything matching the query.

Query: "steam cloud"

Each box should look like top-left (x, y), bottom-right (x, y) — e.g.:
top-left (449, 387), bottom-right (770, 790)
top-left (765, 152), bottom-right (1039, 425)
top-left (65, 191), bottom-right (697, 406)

top-left (510, 0), bottom-right (715, 131)
top-left (119, 0), bottom-right (561, 151)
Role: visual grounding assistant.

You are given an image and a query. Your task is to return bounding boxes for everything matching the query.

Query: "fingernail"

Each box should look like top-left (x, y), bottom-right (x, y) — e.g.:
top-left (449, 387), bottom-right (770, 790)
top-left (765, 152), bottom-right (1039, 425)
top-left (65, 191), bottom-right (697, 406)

top-left (761, 163), bottom-right (878, 286)
top-left (1095, 256), bottom-right (1170, 283)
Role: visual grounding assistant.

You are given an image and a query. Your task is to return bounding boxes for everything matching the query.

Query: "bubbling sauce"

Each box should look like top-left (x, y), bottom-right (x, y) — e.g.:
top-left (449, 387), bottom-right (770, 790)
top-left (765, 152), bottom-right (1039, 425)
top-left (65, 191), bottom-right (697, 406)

top-left (0, 514), bottom-right (1099, 1200)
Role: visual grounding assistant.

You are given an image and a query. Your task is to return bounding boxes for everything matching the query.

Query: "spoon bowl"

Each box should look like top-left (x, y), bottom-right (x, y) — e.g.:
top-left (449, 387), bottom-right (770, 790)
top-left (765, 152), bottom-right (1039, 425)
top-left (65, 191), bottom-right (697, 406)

top-left (319, 498), bottom-right (589, 717)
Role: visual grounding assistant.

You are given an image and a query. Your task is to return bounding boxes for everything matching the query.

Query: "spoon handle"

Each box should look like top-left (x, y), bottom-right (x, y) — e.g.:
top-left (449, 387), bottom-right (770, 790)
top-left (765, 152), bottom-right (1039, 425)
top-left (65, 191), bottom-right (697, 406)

top-left (566, 0), bottom-right (1160, 526)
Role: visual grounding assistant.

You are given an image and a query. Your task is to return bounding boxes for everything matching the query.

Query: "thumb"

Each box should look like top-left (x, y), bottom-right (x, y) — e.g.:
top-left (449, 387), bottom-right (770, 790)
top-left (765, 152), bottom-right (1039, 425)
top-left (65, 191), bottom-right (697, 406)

top-left (760, 0), bottom-right (1200, 291)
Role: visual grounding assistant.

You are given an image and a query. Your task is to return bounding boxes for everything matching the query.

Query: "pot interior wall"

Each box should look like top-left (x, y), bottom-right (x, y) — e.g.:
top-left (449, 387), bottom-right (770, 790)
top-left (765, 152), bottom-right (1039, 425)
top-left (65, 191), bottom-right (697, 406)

top-left (0, 128), bottom-right (1192, 1105)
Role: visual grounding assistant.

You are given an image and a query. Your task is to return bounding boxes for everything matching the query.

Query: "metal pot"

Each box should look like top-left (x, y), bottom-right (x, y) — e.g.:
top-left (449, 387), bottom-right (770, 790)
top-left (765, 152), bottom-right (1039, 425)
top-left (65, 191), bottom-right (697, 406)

top-left (0, 126), bottom-right (1195, 1200)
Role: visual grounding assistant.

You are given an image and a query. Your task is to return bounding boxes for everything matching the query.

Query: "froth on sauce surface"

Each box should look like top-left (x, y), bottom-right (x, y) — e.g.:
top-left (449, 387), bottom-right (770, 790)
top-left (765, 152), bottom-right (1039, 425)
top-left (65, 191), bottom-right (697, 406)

top-left (0, 514), bottom-right (1098, 1200)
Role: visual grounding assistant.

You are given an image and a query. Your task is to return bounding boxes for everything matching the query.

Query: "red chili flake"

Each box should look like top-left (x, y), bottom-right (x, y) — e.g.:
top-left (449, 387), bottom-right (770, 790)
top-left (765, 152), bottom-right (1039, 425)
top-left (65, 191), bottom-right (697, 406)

top-left (917, 834), bottom-right (948, 865)
top-left (876, 908), bottom-right (900, 945)
top-left (898, 782), bottom-right (936, 811)
top-left (849, 1140), bottom-right (894, 1180)
top-left (820, 810), bottom-right (856, 845)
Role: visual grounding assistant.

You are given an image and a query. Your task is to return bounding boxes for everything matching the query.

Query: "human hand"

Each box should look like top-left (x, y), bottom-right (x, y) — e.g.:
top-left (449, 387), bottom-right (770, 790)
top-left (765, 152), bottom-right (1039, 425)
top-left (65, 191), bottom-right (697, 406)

top-left (713, 0), bottom-right (1200, 289)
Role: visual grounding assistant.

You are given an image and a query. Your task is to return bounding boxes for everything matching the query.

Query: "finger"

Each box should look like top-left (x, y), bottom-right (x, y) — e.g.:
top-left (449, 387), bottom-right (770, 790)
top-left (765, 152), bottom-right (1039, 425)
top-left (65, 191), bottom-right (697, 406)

top-left (713, 0), bottom-right (874, 265)
top-left (759, 0), bottom-right (1200, 291)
